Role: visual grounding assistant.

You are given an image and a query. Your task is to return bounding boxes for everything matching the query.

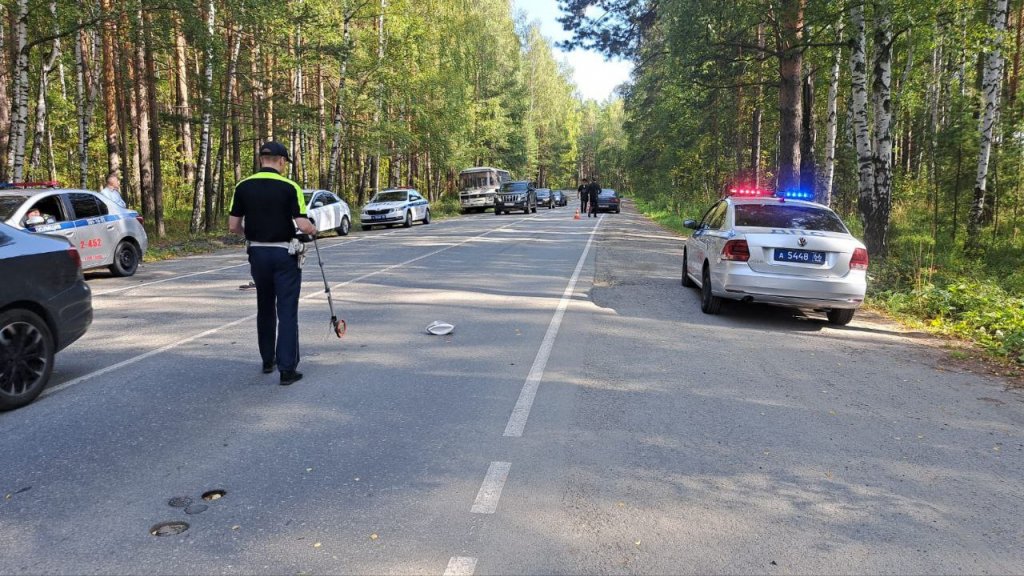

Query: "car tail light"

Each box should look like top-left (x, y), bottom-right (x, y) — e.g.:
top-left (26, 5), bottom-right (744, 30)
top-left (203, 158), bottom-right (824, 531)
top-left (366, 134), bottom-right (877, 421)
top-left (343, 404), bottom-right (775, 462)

top-left (722, 239), bottom-right (750, 262)
top-left (850, 247), bottom-right (869, 270)
top-left (67, 246), bottom-right (82, 269)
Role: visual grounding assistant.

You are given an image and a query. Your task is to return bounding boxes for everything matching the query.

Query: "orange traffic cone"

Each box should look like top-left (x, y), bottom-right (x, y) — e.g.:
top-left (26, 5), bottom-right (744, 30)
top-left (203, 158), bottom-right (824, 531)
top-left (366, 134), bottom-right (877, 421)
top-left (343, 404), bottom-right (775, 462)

top-left (574, 208), bottom-right (581, 220)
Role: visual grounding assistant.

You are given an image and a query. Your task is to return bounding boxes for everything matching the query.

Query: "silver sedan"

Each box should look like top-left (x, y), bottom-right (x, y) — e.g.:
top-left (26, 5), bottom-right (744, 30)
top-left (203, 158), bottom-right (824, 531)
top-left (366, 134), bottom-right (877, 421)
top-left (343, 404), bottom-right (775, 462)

top-left (681, 193), bottom-right (868, 325)
top-left (303, 189), bottom-right (352, 236)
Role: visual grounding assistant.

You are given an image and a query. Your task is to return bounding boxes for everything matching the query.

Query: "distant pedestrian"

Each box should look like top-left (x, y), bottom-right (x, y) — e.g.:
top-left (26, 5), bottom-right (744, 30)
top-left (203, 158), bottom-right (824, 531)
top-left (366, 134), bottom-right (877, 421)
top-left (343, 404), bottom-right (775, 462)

top-left (587, 178), bottom-right (601, 218)
top-left (98, 172), bottom-right (127, 208)
top-left (578, 178), bottom-right (589, 214)
top-left (228, 141), bottom-right (317, 386)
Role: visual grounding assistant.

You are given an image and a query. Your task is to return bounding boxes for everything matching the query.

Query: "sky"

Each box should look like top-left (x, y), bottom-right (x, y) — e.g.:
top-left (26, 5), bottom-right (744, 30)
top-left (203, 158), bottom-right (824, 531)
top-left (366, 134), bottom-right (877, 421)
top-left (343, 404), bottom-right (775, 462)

top-left (512, 0), bottom-right (633, 102)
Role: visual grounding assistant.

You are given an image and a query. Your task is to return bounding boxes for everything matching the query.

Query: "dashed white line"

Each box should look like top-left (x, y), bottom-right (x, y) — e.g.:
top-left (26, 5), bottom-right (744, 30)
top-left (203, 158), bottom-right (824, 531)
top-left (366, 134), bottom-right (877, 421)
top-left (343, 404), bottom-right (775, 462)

top-left (503, 216), bottom-right (602, 437)
top-left (471, 462), bottom-right (511, 514)
top-left (443, 556), bottom-right (478, 576)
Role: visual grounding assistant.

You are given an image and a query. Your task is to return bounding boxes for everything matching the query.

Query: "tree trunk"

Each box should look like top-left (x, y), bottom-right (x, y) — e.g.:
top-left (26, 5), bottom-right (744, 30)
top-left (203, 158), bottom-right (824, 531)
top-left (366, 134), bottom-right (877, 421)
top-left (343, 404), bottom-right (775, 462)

top-left (74, 26), bottom-right (96, 189)
top-left (822, 29), bottom-right (842, 206)
top-left (800, 66), bottom-right (816, 196)
top-left (133, 9), bottom-right (155, 225)
top-left (174, 18), bottom-right (195, 190)
top-left (144, 11), bottom-right (164, 238)
top-left (751, 23), bottom-right (764, 187)
top-left (100, 0), bottom-right (121, 178)
top-left (776, 0), bottom-right (804, 192)
top-left (211, 24), bottom-right (241, 232)
top-left (849, 3), bottom-right (877, 252)
top-left (327, 11), bottom-right (352, 192)
top-left (967, 0), bottom-right (1010, 252)
top-left (860, 1), bottom-right (895, 257)
top-left (191, 0), bottom-right (215, 234)
top-left (7, 0), bottom-right (29, 182)
top-left (0, 6), bottom-right (11, 182)
top-left (29, 2), bottom-right (60, 179)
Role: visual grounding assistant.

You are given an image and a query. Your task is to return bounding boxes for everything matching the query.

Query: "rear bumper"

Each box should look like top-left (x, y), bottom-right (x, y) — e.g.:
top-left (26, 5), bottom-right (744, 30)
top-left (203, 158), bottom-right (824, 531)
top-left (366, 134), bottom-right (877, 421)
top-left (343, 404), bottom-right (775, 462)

top-left (713, 262), bottom-right (866, 309)
top-left (51, 279), bottom-right (93, 351)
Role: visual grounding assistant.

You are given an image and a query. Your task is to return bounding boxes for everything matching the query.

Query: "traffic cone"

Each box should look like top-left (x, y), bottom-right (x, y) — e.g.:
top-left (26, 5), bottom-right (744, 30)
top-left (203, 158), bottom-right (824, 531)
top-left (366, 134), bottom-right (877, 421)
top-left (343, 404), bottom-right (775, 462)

top-left (574, 208), bottom-right (581, 220)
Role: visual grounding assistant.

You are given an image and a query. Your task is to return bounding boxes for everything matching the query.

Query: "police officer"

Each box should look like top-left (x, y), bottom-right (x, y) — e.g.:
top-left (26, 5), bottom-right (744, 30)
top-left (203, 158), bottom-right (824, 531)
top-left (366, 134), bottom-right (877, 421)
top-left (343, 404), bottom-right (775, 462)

top-left (228, 141), bottom-right (317, 385)
top-left (587, 177), bottom-right (601, 218)
top-left (578, 178), bottom-right (589, 215)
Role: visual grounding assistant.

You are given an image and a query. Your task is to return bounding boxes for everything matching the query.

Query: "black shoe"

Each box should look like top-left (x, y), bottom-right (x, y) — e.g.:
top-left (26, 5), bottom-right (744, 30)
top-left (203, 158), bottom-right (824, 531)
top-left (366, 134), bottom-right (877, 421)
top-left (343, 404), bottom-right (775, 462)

top-left (262, 361), bottom-right (275, 374)
top-left (279, 370), bottom-right (303, 386)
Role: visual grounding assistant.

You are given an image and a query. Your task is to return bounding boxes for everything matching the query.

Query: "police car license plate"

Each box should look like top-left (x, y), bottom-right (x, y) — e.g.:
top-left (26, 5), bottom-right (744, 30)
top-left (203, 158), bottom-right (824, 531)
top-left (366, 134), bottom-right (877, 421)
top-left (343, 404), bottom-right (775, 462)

top-left (774, 248), bottom-right (825, 264)
top-left (372, 215), bottom-right (386, 220)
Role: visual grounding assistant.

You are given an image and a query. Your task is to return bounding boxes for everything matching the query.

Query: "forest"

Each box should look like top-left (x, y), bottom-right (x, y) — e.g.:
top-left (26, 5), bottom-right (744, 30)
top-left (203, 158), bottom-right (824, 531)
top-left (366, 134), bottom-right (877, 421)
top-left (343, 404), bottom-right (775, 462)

top-left (0, 0), bottom-right (624, 239)
top-left (559, 0), bottom-right (1023, 364)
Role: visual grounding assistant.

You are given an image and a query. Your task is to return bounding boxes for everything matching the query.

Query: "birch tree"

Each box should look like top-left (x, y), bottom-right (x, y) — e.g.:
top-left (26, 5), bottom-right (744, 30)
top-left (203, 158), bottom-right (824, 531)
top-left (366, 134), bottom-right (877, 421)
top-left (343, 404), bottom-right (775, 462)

top-left (7, 0), bottom-right (30, 182)
top-left (821, 27), bottom-right (842, 206)
top-left (849, 3), bottom-right (877, 252)
top-left (866, 2), bottom-right (894, 257)
top-left (191, 0), bottom-right (216, 234)
top-left (28, 2), bottom-right (61, 179)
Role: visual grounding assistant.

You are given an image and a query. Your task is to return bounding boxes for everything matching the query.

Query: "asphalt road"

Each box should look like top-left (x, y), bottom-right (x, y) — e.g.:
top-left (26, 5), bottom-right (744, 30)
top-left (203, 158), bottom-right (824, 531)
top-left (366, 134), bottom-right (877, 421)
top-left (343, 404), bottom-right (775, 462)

top-left (1, 201), bottom-right (1022, 575)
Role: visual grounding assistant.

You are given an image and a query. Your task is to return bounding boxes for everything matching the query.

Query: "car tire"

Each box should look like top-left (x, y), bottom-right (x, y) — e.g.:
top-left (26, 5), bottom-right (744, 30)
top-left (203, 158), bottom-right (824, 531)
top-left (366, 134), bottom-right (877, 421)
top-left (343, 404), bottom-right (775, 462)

top-left (681, 250), bottom-right (695, 287)
top-left (616, 208), bottom-right (621, 214)
top-left (826, 308), bottom-right (856, 326)
top-left (336, 216), bottom-right (351, 236)
top-left (423, 209), bottom-right (431, 225)
top-left (361, 225), bottom-right (371, 231)
top-left (403, 211), bottom-right (412, 228)
top-left (495, 209), bottom-right (503, 216)
top-left (0, 308), bottom-right (55, 411)
top-left (700, 265), bottom-right (722, 315)
top-left (109, 240), bottom-right (140, 277)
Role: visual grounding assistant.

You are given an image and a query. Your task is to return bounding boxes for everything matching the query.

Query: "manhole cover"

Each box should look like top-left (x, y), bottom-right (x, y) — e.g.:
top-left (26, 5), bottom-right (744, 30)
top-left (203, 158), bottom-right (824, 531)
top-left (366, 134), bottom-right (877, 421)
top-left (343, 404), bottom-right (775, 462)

top-left (168, 497), bottom-right (193, 508)
top-left (184, 504), bottom-right (208, 515)
top-left (202, 489), bottom-right (226, 501)
top-left (150, 521), bottom-right (189, 537)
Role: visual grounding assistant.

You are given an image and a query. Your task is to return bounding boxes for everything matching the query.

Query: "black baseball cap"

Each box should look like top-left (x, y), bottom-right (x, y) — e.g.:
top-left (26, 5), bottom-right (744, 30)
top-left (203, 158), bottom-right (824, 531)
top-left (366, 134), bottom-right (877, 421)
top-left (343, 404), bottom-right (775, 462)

top-left (259, 141), bottom-right (292, 163)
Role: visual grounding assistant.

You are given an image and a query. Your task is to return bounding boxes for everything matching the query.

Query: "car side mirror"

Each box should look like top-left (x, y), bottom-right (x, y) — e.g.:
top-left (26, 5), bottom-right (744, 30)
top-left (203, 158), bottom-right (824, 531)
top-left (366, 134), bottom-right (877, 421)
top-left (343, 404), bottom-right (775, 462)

top-left (25, 216), bottom-right (45, 227)
top-left (683, 219), bottom-right (698, 230)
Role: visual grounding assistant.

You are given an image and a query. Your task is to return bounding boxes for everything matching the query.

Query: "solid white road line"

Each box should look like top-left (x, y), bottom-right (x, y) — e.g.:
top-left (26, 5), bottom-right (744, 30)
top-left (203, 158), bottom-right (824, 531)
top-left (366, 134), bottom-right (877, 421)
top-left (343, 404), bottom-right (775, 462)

top-left (470, 462), bottom-right (512, 514)
top-left (502, 216), bottom-right (602, 437)
top-left (443, 556), bottom-right (478, 576)
top-left (41, 218), bottom-right (531, 399)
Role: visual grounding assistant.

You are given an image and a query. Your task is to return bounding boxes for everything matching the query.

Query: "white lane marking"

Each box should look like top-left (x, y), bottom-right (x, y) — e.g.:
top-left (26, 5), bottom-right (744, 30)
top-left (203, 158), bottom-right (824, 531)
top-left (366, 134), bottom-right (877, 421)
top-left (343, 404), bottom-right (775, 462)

top-left (41, 218), bottom-right (532, 399)
top-left (503, 216), bottom-right (602, 437)
top-left (471, 462), bottom-right (511, 514)
top-left (443, 557), bottom-right (477, 576)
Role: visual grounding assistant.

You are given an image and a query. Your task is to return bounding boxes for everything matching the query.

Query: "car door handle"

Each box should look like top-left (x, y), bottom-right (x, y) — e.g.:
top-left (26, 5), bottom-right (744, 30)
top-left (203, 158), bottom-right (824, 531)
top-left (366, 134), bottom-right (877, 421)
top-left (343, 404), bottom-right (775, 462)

top-left (106, 225), bottom-right (115, 230)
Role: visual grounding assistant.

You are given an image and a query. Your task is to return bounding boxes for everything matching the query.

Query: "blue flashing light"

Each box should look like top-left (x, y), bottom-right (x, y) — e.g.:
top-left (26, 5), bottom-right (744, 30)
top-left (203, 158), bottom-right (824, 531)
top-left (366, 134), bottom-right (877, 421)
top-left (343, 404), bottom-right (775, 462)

top-left (777, 189), bottom-right (815, 201)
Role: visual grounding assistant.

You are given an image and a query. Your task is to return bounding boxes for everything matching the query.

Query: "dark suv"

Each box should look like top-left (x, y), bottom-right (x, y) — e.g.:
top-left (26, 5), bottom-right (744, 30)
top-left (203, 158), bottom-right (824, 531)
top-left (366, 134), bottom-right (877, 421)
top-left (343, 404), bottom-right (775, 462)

top-left (495, 181), bottom-right (537, 215)
top-left (0, 222), bottom-right (92, 410)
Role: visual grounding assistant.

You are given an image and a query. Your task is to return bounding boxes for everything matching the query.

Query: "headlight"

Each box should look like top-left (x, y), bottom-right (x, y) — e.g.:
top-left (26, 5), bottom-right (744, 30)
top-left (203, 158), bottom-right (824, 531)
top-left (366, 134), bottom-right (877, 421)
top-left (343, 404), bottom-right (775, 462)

top-left (390, 208), bottom-right (404, 215)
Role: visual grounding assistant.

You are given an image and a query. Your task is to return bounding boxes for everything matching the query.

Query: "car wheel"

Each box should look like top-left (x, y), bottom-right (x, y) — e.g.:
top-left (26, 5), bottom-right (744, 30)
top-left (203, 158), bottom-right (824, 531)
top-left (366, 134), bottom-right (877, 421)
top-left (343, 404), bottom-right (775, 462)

top-left (109, 240), bottom-right (140, 277)
top-left (681, 249), bottom-right (695, 287)
top-left (403, 211), bottom-right (412, 228)
top-left (423, 209), bottom-right (431, 225)
top-left (826, 308), bottom-right (856, 326)
top-left (700, 265), bottom-right (722, 315)
top-left (495, 209), bottom-right (503, 216)
top-left (336, 216), bottom-right (351, 236)
top-left (616, 208), bottom-right (621, 214)
top-left (0, 309), bottom-right (55, 411)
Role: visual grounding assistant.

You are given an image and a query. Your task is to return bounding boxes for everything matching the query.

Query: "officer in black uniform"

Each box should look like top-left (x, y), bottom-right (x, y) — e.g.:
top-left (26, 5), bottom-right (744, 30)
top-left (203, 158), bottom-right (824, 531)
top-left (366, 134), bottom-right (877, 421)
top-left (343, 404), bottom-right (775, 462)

top-left (587, 178), bottom-right (601, 218)
top-left (228, 141), bottom-right (317, 385)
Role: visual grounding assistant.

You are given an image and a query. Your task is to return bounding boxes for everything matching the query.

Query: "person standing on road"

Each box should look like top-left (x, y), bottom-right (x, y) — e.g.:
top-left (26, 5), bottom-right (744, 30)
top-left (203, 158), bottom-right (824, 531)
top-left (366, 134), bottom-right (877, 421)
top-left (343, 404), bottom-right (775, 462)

top-left (578, 178), bottom-right (589, 215)
top-left (587, 178), bottom-right (601, 218)
top-left (228, 141), bottom-right (317, 386)
top-left (99, 172), bottom-right (127, 208)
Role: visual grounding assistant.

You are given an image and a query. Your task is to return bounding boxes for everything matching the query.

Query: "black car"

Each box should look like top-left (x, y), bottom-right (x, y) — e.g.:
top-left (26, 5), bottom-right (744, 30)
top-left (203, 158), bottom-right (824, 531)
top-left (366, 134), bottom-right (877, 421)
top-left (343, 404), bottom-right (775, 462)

top-left (495, 181), bottom-right (537, 215)
top-left (554, 190), bottom-right (569, 207)
top-left (596, 188), bottom-right (622, 213)
top-left (0, 222), bottom-right (92, 410)
top-left (536, 188), bottom-right (555, 209)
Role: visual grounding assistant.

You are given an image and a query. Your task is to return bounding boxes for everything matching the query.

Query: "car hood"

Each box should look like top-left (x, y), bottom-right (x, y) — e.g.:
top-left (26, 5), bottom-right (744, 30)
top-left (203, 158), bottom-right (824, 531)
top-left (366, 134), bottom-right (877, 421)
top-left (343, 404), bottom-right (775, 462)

top-left (362, 202), bottom-right (406, 211)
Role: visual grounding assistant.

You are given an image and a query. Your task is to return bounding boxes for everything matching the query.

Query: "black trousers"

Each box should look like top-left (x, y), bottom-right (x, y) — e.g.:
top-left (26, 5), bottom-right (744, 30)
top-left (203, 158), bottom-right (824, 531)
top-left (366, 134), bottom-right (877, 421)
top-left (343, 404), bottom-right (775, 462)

top-left (588, 197), bottom-right (599, 217)
top-left (248, 246), bottom-right (302, 372)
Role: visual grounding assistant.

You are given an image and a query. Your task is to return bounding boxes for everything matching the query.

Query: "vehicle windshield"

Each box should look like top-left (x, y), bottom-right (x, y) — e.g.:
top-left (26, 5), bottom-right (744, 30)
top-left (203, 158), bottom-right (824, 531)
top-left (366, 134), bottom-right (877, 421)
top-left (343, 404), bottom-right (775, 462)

top-left (536, 189), bottom-right (550, 197)
top-left (734, 204), bottom-right (848, 233)
top-left (461, 172), bottom-right (494, 189)
top-left (371, 191), bottom-right (408, 203)
top-left (0, 195), bottom-right (29, 220)
top-left (501, 182), bottom-right (529, 192)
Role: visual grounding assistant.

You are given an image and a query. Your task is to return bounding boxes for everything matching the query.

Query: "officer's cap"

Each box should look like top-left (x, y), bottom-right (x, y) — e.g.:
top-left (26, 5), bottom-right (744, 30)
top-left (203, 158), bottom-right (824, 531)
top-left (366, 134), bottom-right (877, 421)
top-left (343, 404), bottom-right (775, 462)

top-left (259, 141), bottom-right (292, 163)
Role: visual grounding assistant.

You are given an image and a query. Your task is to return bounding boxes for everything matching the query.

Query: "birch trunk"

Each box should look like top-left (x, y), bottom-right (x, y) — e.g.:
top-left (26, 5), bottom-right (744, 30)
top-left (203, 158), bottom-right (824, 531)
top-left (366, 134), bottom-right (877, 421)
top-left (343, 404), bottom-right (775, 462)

top-left (7, 0), bottom-right (29, 182)
top-left (75, 26), bottom-right (96, 188)
top-left (100, 0), bottom-right (120, 177)
top-left (211, 25), bottom-right (240, 233)
top-left (174, 18), bottom-right (195, 189)
top-left (822, 30), bottom-right (842, 206)
top-left (191, 0), bottom-right (215, 234)
top-left (865, 2), bottom-right (894, 256)
top-left (29, 2), bottom-right (60, 178)
top-left (849, 4), bottom-right (876, 250)
top-left (326, 10), bottom-right (351, 192)
top-left (967, 0), bottom-right (1010, 251)
top-left (0, 7), bottom-right (11, 182)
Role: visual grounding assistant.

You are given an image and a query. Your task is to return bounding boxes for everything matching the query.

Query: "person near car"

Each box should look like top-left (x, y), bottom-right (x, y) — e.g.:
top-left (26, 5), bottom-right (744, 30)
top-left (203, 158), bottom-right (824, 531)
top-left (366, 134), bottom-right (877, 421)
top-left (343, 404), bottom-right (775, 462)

top-left (228, 141), bottom-right (317, 386)
top-left (578, 178), bottom-right (589, 214)
top-left (24, 208), bottom-right (54, 225)
top-left (99, 172), bottom-right (127, 208)
top-left (587, 178), bottom-right (601, 218)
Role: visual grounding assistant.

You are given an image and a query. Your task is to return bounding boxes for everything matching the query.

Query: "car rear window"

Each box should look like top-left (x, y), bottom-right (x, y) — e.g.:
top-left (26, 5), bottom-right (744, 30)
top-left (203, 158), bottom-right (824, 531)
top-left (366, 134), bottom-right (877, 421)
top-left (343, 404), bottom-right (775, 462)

top-left (599, 189), bottom-right (617, 197)
top-left (734, 204), bottom-right (848, 233)
top-left (0, 195), bottom-right (29, 220)
top-left (501, 182), bottom-right (529, 192)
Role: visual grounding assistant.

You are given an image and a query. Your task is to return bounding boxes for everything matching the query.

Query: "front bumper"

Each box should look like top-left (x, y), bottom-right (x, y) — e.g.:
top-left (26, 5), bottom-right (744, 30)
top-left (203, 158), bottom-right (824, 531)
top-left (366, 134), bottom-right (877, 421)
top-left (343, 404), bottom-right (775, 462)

top-left (496, 202), bottom-right (529, 210)
top-left (361, 214), bottom-right (404, 225)
top-left (460, 196), bottom-right (494, 208)
top-left (712, 262), bottom-right (866, 309)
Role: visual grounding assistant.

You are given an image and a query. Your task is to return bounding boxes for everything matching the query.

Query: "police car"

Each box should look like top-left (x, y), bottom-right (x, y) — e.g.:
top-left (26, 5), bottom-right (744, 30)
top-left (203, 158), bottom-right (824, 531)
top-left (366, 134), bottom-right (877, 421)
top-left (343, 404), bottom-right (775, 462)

top-left (303, 189), bottom-right (352, 236)
top-left (0, 183), bottom-right (148, 277)
top-left (681, 187), bottom-right (868, 325)
top-left (359, 188), bottom-right (431, 231)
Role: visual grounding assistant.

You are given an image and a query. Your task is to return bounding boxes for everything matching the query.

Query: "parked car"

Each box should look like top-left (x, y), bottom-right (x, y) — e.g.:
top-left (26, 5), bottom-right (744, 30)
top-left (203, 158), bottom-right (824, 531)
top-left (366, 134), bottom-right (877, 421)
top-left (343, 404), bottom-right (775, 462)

top-left (554, 190), bottom-right (569, 207)
top-left (536, 188), bottom-right (555, 209)
top-left (495, 181), bottom-right (536, 215)
top-left (0, 222), bottom-right (92, 410)
top-left (359, 188), bottom-right (430, 231)
top-left (681, 189), bottom-right (868, 325)
top-left (1, 187), bottom-right (148, 276)
top-left (303, 189), bottom-right (351, 236)
top-left (595, 188), bottom-right (621, 213)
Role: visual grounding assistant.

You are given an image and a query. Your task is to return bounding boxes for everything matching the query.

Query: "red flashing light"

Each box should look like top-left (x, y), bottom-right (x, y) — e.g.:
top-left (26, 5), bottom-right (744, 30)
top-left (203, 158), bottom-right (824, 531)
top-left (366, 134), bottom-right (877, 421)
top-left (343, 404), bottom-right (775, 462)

top-left (722, 239), bottom-right (750, 261)
top-left (850, 248), bottom-right (869, 270)
top-left (728, 186), bottom-right (770, 197)
top-left (1, 180), bottom-right (62, 189)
